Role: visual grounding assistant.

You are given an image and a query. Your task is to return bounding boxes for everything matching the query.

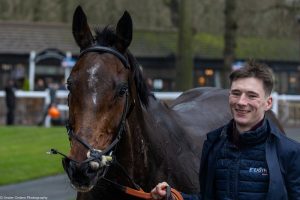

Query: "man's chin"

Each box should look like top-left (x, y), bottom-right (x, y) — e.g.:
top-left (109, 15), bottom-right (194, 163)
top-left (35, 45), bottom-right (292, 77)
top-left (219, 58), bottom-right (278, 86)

top-left (234, 118), bottom-right (251, 129)
top-left (234, 115), bottom-right (249, 124)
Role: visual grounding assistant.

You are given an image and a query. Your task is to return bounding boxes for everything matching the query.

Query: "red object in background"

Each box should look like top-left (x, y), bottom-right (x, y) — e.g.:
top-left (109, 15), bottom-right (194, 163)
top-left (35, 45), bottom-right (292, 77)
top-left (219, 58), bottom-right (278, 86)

top-left (48, 106), bottom-right (60, 119)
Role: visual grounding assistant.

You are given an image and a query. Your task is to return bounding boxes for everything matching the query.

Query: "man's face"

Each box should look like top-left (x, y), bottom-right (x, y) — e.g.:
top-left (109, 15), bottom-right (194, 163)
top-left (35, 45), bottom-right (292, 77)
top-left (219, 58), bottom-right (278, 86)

top-left (229, 77), bottom-right (272, 132)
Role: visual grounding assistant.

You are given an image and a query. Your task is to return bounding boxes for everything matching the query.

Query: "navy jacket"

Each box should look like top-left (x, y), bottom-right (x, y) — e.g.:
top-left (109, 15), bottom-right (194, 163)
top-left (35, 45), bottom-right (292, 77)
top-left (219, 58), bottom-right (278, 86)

top-left (182, 119), bottom-right (300, 200)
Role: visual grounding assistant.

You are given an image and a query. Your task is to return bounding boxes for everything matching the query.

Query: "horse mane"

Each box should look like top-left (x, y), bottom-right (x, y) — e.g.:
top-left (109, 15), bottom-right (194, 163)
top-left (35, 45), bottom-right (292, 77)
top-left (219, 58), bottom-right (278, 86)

top-left (94, 27), bottom-right (151, 108)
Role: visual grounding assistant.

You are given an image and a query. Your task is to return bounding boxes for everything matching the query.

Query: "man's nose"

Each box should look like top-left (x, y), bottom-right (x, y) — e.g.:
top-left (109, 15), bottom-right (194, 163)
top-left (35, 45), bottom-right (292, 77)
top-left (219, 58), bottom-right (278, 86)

top-left (237, 94), bottom-right (248, 105)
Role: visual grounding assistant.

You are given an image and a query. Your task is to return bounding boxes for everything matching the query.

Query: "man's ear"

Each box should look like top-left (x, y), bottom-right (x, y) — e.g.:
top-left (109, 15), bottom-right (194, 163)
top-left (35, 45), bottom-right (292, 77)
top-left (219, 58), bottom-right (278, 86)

top-left (265, 96), bottom-right (273, 111)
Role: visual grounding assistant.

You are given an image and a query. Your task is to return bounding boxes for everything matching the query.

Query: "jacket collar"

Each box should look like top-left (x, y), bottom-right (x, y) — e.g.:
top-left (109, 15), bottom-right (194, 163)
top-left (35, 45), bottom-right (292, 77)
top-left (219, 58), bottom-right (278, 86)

top-left (266, 118), bottom-right (285, 138)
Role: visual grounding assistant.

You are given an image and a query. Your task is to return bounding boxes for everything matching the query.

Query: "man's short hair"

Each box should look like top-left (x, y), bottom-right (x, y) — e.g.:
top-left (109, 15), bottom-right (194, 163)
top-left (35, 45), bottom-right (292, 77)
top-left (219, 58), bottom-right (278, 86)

top-left (229, 60), bottom-right (274, 96)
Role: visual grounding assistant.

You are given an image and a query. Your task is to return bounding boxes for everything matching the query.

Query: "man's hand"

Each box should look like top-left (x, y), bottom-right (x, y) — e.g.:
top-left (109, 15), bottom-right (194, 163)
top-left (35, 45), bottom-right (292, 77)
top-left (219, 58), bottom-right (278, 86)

top-left (150, 182), bottom-right (169, 200)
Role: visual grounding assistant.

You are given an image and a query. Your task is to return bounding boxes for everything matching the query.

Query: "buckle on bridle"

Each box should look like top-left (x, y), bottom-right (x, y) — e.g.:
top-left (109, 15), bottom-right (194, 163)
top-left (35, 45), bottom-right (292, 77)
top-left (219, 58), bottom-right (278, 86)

top-left (87, 149), bottom-right (113, 167)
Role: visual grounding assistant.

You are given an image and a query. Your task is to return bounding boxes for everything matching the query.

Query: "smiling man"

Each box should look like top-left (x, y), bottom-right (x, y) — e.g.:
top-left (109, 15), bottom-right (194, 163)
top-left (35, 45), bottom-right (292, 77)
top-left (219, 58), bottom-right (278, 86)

top-left (151, 61), bottom-right (300, 200)
top-left (229, 76), bottom-right (272, 133)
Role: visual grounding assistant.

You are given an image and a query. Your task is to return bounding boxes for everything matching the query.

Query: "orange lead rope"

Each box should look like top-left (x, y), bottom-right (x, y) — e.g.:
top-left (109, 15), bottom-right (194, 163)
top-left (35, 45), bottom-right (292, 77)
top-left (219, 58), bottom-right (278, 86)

top-left (124, 186), bottom-right (183, 200)
top-left (170, 188), bottom-right (184, 200)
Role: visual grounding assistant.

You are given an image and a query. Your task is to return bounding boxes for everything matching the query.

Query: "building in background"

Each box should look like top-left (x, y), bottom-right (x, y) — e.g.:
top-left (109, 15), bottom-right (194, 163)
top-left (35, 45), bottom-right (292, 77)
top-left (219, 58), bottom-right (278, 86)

top-left (0, 21), bottom-right (300, 94)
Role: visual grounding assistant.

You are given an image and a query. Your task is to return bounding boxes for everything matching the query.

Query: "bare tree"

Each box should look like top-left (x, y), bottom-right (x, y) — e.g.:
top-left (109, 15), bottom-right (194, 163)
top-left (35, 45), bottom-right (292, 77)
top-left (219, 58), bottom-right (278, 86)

top-left (173, 0), bottom-right (193, 90)
top-left (164, 0), bottom-right (179, 27)
top-left (60, 0), bottom-right (69, 23)
top-left (222, 0), bottom-right (237, 89)
top-left (32, 0), bottom-right (42, 22)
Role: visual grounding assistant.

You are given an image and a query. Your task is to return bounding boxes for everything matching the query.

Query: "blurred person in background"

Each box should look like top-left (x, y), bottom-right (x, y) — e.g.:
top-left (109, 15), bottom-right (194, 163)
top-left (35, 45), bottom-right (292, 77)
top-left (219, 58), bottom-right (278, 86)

top-left (37, 78), bottom-right (59, 126)
top-left (58, 78), bottom-right (67, 90)
top-left (35, 78), bottom-right (46, 91)
top-left (5, 79), bottom-right (16, 125)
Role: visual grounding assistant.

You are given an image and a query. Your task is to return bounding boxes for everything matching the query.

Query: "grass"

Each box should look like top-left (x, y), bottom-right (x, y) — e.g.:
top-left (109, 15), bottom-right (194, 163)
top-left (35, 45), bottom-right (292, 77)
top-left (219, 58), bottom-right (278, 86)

top-left (1, 125), bottom-right (298, 187)
top-left (0, 126), bottom-right (70, 185)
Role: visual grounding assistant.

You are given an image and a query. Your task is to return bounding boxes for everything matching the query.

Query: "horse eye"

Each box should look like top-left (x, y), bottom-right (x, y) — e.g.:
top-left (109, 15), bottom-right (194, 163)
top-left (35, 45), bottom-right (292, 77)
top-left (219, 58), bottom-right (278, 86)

top-left (66, 79), bottom-right (72, 91)
top-left (118, 85), bottom-right (128, 97)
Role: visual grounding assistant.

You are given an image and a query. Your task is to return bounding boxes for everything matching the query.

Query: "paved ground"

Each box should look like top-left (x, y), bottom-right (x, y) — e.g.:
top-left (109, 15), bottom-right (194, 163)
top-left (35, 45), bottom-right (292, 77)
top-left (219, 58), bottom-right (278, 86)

top-left (0, 174), bottom-right (76, 200)
top-left (0, 127), bottom-right (299, 200)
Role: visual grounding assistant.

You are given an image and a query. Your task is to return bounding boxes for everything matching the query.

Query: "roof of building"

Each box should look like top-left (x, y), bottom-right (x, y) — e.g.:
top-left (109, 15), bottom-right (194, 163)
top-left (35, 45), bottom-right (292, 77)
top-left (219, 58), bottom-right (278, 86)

top-left (0, 21), bottom-right (176, 58)
top-left (0, 21), bottom-right (299, 61)
top-left (0, 21), bottom-right (77, 54)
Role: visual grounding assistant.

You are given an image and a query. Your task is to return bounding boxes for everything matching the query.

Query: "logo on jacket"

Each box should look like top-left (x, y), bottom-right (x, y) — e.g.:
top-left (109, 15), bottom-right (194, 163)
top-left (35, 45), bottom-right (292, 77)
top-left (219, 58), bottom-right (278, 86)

top-left (249, 167), bottom-right (268, 176)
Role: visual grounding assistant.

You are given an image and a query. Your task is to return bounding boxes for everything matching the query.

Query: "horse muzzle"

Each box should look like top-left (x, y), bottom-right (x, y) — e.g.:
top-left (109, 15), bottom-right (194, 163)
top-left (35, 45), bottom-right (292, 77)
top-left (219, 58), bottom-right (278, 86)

top-left (61, 148), bottom-right (113, 192)
top-left (62, 157), bottom-right (104, 192)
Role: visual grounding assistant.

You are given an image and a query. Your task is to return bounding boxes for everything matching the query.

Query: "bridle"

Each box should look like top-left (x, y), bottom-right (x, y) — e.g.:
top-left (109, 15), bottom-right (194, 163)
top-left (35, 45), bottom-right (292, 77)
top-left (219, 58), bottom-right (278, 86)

top-left (80, 46), bottom-right (130, 69)
top-left (50, 45), bottom-right (132, 167)
top-left (49, 45), bottom-right (182, 200)
top-left (48, 44), bottom-right (141, 191)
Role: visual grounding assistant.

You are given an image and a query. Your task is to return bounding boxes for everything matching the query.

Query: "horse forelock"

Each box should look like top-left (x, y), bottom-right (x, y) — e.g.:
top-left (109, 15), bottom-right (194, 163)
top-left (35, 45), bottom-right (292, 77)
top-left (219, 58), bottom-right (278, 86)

top-left (94, 26), bottom-right (117, 47)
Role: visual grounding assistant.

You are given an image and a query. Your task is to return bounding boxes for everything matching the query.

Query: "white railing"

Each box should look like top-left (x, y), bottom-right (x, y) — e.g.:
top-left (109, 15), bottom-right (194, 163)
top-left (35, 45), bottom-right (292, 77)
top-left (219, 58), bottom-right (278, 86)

top-left (271, 92), bottom-right (300, 125)
top-left (0, 90), bottom-right (182, 111)
top-left (1, 90), bottom-right (300, 125)
top-left (1, 90), bottom-right (298, 113)
top-left (271, 92), bottom-right (300, 116)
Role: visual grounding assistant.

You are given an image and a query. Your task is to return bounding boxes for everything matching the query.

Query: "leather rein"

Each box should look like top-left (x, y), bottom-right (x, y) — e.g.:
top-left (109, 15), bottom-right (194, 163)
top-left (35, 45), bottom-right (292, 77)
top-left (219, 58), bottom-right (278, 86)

top-left (49, 45), bottom-right (182, 200)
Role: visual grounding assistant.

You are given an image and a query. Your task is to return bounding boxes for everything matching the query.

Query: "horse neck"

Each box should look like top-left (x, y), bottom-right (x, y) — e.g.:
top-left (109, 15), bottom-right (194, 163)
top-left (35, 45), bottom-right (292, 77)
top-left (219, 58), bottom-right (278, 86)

top-left (121, 96), bottom-right (187, 189)
top-left (113, 93), bottom-right (170, 188)
top-left (116, 72), bottom-right (195, 190)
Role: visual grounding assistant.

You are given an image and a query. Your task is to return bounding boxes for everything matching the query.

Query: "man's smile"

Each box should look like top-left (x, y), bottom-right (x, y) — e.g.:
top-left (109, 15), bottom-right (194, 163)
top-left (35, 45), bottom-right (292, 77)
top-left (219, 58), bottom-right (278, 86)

top-left (235, 108), bottom-right (251, 114)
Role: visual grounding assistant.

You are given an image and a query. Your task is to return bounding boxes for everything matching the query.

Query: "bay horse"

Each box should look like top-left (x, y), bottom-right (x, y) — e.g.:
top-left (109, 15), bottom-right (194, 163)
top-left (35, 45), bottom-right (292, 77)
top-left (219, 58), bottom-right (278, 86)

top-left (55, 6), bottom-right (284, 200)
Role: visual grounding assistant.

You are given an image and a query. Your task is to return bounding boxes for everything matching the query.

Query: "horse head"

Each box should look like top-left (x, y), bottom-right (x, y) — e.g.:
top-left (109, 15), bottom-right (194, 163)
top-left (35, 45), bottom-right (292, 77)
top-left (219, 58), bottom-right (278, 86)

top-left (62, 6), bottom-right (149, 192)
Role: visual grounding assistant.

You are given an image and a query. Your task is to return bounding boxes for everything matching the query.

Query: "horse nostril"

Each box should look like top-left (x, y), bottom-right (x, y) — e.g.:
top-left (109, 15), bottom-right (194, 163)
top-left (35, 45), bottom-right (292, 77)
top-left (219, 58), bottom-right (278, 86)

top-left (89, 161), bottom-right (100, 171)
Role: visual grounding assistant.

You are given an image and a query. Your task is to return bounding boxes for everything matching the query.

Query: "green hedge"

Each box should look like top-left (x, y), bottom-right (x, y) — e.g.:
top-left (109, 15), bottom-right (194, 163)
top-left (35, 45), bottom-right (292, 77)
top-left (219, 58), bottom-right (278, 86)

top-left (133, 30), bottom-right (299, 61)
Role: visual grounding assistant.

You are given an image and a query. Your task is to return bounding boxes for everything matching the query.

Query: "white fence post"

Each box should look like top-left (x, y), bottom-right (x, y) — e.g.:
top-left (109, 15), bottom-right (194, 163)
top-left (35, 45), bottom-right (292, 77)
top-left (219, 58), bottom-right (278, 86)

top-left (29, 51), bottom-right (36, 91)
top-left (272, 92), bottom-right (278, 116)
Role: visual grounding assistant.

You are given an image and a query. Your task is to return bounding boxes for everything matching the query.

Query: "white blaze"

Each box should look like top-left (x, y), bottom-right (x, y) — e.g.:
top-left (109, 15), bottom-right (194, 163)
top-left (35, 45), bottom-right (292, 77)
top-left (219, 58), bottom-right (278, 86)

top-left (87, 64), bottom-right (100, 105)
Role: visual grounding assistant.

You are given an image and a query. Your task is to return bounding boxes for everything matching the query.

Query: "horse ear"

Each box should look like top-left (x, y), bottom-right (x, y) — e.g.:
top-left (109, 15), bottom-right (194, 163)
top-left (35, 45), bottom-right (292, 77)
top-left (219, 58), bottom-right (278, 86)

top-left (116, 11), bottom-right (132, 52)
top-left (72, 6), bottom-right (94, 50)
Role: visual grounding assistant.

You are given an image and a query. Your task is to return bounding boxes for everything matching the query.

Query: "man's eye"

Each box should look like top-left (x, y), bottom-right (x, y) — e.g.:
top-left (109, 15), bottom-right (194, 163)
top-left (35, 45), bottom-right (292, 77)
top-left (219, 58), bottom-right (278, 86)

top-left (248, 95), bottom-right (257, 99)
top-left (231, 92), bottom-right (240, 96)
